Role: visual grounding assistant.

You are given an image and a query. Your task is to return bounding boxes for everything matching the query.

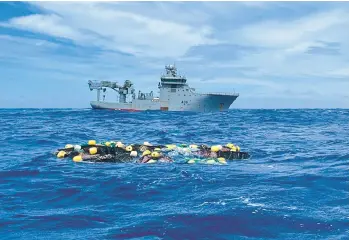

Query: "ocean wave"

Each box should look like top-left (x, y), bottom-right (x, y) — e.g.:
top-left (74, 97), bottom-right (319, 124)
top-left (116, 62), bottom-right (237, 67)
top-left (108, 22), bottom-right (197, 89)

top-left (0, 109), bottom-right (348, 239)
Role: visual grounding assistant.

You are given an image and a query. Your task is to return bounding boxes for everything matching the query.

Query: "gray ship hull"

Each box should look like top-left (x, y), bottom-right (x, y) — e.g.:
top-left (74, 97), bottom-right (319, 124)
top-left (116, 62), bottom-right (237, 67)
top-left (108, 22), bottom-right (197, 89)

top-left (90, 99), bottom-right (160, 111)
top-left (91, 94), bottom-right (238, 112)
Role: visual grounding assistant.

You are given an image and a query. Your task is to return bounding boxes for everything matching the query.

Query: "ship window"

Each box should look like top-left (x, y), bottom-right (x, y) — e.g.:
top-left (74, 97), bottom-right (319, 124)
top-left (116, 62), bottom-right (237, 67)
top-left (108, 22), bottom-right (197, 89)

top-left (186, 89), bottom-right (188, 91)
top-left (171, 89), bottom-right (176, 92)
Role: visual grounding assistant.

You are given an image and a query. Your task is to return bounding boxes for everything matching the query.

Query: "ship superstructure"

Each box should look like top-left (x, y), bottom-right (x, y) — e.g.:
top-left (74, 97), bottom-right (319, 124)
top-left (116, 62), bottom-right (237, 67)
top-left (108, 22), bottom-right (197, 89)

top-left (89, 65), bottom-right (239, 112)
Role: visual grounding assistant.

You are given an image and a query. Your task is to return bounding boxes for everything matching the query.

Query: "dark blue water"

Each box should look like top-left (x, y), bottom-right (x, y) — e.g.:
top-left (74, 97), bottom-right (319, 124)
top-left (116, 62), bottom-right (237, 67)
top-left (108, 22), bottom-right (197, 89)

top-left (1, 109), bottom-right (348, 239)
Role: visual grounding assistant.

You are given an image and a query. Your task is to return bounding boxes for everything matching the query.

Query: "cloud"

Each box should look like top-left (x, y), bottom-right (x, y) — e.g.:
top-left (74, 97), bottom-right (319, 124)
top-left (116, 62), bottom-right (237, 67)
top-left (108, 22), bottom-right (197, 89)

top-left (283, 41), bottom-right (339, 56)
top-left (1, 2), bottom-right (217, 58)
top-left (306, 43), bottom-right (340, 56)
top-left (185, 43), bottom-right (260, 61)
top-left (0, 34), bottom-right (176, 90)
top-left (329, 67), bottom-right (349, 77)
top-left (210, 7), bottom-right (349, 81)
top-left (2, 14), bottom-right (82, 40)
top-left (234, 9), bottom-right (349, 48)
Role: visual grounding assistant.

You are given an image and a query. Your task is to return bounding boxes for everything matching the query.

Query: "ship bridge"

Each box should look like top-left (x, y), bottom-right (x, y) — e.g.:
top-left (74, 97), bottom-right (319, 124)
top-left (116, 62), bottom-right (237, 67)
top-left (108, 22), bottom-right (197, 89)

top-left (159, 65), bottom-right (187, 87)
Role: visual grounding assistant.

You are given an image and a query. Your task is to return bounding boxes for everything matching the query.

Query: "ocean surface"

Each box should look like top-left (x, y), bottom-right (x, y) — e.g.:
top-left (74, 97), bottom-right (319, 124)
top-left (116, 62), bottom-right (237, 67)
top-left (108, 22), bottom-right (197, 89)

top-left (0, 108), bottom-right (348, 240)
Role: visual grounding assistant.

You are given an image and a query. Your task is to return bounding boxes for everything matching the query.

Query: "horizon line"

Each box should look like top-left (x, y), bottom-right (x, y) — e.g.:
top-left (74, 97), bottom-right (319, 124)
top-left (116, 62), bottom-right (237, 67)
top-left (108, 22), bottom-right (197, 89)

top-left (0, 107), bottom-right (348, 110)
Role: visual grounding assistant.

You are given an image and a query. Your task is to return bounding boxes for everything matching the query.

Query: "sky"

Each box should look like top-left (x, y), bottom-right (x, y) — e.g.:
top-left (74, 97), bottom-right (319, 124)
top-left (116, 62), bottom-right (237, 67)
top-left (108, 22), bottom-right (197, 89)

top-left (0, 1), bottom-right (348, 108)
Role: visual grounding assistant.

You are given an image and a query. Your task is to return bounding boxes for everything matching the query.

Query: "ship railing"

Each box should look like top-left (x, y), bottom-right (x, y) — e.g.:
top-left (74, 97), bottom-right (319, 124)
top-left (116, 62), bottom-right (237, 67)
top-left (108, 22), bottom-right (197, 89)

top-left (200, 92), bottom-right (240, 96)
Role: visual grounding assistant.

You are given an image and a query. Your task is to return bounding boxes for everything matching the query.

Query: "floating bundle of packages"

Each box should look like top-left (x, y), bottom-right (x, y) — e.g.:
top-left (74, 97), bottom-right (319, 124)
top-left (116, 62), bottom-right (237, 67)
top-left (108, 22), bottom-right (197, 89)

top-left (54, 140), bottom-right (250, 165)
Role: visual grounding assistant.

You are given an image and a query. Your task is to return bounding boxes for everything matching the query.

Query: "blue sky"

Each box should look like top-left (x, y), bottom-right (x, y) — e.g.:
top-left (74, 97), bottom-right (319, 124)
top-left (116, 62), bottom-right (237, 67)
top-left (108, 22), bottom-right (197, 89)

top-left (0, 1), bottom-right (348, 108)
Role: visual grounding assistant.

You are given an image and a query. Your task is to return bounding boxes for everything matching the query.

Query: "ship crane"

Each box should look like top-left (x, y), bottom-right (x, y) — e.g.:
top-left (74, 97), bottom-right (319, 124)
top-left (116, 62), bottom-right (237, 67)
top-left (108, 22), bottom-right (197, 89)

top-left (88, 80), bottom-right (135, 103)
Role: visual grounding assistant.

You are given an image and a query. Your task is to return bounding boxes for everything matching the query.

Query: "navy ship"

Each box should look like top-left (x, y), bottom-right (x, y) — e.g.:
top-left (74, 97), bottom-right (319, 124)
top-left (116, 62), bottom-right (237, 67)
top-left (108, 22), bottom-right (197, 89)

top-left (88, 65), bottom-right (239, 112)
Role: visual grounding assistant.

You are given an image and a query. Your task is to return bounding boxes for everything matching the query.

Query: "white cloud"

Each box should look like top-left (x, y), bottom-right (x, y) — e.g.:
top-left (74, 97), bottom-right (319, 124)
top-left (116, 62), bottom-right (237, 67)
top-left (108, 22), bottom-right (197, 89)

top-left (3, 14), bottom-right (82, 40)
top-left (0, 34), bottom-right (58, 48)
top-left (284, 41), bottom-right (322, 54)
top-left (235, 9), bottom-right (349, 48)
top-left (239, 2), bottom-right (269, 8)
top-left (329, 67), bottom-right (349, 77)
top-left (216, 7), bottom-right (349, 81)
top-left (1, 2), bottom-right (216, 58)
